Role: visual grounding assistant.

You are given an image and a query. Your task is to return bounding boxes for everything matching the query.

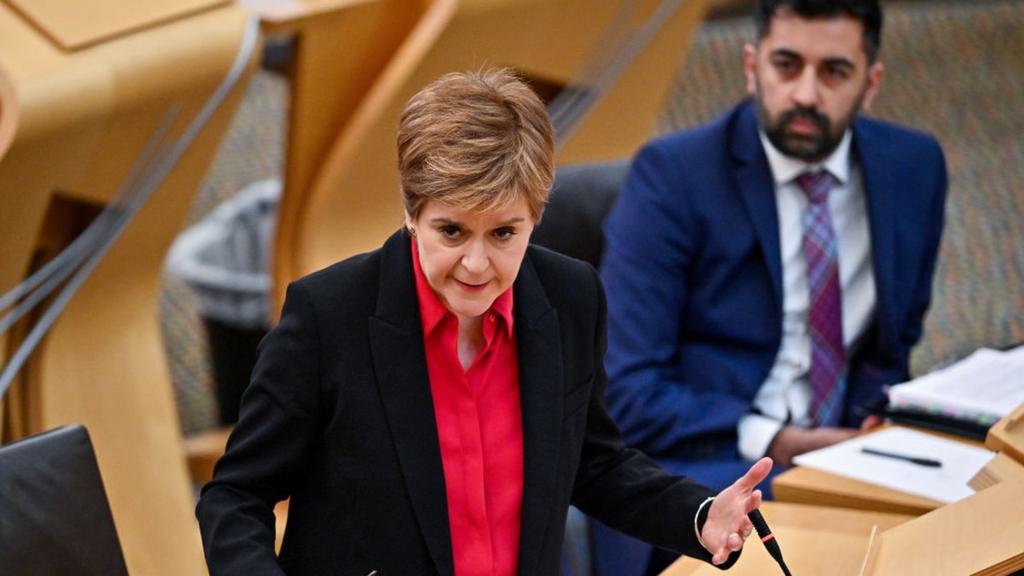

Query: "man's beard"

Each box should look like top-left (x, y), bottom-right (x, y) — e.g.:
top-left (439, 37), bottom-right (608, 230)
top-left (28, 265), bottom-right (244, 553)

top-left (755, 83), bottom-right (864, 162)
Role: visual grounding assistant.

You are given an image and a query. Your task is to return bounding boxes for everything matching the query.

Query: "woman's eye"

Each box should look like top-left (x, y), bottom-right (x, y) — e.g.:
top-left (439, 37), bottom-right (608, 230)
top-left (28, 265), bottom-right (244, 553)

top-left (440, 225), bottom-right (461, 239)
top-left (493, 227), bottom-right (516, 241)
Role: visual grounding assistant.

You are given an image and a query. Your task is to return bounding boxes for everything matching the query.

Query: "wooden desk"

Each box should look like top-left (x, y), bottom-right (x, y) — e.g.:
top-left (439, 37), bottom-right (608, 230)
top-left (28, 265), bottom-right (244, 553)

top-left (663, 502), bottom-right (911, 576)
top-left (772, 426), bottom-right (986, 516)
top-left (184, 425), bottom-right (233, 484)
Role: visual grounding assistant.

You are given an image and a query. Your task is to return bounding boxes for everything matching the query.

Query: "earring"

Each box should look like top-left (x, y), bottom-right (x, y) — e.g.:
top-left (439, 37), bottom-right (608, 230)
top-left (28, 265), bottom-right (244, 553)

top-left (407, 226), bottom-right (416, 237)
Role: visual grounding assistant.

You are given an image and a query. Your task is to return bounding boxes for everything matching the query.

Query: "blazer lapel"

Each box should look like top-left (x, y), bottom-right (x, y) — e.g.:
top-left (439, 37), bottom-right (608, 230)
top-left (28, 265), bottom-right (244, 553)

top-left (852, 122), bottom-right (898, 349)
top-left (731, 101), bottom-right (784, 305)
top-left (513, 252), bottom-right (564, 576)
top-left (369, 231), bottom-right (454, 576)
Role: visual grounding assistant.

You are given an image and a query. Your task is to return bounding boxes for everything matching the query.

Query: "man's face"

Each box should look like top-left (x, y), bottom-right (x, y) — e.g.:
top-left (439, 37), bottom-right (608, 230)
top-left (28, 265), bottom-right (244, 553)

top-left (744, 9), bottom-right (885, 162)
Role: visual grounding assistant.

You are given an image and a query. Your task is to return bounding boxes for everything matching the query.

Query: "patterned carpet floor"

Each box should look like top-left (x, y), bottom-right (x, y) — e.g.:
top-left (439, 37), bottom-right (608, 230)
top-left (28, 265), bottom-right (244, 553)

top-left (163, 0), bottom-right (1024, 435)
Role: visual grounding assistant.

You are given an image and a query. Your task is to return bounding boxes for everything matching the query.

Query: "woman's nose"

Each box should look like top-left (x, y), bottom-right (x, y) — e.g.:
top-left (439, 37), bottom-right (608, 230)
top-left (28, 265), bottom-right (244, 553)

top-left (460, 240), bottom-right (490, 274)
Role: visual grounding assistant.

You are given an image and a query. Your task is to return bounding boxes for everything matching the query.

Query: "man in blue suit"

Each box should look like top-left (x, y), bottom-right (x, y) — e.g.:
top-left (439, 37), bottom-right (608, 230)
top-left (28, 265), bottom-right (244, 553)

top-left (595, 1), bottom-right (947, 574)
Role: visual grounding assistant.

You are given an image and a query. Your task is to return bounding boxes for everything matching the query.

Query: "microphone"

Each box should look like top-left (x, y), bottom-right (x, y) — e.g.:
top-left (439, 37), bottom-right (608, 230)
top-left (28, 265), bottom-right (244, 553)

top-left (748, 509), bottom-right (793, 576)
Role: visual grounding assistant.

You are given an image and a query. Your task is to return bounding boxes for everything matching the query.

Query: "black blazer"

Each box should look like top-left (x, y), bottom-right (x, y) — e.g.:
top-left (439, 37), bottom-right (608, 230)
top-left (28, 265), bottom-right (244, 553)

top-left (197, 230), bottom-right (726, 575)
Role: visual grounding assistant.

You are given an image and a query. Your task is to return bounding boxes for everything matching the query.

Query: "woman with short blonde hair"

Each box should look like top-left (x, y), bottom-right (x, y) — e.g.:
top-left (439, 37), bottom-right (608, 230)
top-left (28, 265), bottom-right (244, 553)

top-left (398, 68), bottom-right (554, 220)
top-left (198, 68), bottom-right (769, 576)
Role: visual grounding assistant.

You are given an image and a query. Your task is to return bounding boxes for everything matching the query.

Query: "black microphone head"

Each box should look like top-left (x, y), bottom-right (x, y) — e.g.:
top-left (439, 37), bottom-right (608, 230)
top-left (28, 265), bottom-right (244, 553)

top-left (747, 509), bottom-right (793, 576)
top-left (749, 509), bottom-right (771, 537)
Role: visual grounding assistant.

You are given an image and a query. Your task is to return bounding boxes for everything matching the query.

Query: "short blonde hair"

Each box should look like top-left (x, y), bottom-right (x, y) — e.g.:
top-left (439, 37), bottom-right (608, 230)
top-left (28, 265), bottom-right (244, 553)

top-left (397, 69), bottom-right (554, 221)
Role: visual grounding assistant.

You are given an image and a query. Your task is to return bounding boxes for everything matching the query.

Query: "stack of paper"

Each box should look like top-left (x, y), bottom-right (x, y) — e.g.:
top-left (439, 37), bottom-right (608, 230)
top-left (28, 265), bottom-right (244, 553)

top-left (792, 427), bottom-right (993, 503)
top-left (888, 345), bottom-right (1024, 426)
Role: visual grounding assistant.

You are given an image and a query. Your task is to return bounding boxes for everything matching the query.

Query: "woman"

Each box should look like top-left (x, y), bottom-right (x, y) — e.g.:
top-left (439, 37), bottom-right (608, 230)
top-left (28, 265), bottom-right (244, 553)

top-left (197, 69), bottom-right (770, 576)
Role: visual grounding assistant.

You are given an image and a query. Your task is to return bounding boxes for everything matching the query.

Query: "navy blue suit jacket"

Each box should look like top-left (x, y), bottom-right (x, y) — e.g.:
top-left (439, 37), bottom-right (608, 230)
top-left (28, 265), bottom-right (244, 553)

top-left (593, 100), bottom-right (946, 574)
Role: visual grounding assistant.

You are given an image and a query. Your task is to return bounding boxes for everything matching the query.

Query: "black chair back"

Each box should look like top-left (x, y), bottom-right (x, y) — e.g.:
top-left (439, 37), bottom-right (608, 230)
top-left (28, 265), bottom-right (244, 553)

top-left (0, 424), bottom-right (129, 576)
top-left (532, 160), bottom-right (630, 268)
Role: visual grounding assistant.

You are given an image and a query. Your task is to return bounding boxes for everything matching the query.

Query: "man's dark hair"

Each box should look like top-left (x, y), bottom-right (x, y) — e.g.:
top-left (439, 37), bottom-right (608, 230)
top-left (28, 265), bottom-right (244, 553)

top-left (754, 0), bottom-right (883, 62)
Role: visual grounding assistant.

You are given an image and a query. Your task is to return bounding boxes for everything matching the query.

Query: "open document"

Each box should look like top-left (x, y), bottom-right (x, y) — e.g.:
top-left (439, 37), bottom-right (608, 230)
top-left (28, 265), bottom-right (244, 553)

top-left (792, 427), bottom-right (993, 503)
top-left (888, 345), bottom-right (1024, 426)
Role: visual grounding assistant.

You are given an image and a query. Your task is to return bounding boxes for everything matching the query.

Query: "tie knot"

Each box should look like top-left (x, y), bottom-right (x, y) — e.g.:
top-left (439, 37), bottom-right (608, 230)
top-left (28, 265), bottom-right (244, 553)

top-left (795, 171), bottom-right (834, 205)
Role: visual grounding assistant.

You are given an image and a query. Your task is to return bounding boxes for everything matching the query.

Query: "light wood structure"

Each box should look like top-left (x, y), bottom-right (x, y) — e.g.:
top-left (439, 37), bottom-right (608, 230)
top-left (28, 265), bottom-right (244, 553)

top-left (664, 502), bottom-right (912, 576)
top-left (986, 402), bottom-right (1024, 464)
top-left (859, 476), bottom-right (1024, 576)
top-left (240, 0), bottom-right (429, 311)
top-left (970, 452), bottom-right (1024, 492)
top-left (771, 465), bottom-right (945, 516)
top-left (772, 425), bottom-right (985, 516)
top-left (668, 477), bottom-right (1024, 576)
top-left (0, 1), bottom-right (257, 573)
top-left (271, 0), bottom-right (716, 304)
top-left (184, 424), bottom-right (233, 483)
top-left (972, 403), bottom-right (1024, 490)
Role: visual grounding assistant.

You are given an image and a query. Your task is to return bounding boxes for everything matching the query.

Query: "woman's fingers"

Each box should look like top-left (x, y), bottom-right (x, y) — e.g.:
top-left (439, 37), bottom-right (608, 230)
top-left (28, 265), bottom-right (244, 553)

top-left (735, 457), bottom-right (773, 492)
top-left (744, 489), bottom-right (763, 514)
top-left (706, 463), bottom-right (772, 566)
top-left (740, 517), bottom-right (753, 533)
top-left (709, 519), bottom-right (753, 565)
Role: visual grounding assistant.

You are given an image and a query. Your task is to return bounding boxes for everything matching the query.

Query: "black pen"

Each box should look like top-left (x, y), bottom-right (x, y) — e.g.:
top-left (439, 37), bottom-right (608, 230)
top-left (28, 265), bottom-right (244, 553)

top-left (861, 446), bottom-right (942, 468)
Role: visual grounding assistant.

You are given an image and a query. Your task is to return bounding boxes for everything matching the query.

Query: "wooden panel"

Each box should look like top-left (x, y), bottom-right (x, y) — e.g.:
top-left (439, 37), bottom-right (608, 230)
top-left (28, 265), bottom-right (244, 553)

top-left (241, 0), bottom-right (378, 26)
top-left (671, 481), bottom-right (1024, 576)
top-left (986, 402), bottom-right (1024, 465)
top-left (867, 477), bottom-right (1024, 576)
top-left (0, 3), bottom-right (256, 574)
top-left (0, 63), bottom-right (15, 159)
top-left (664, 502), bottom-right (911, 576)
top-left (556, 0), bottom-right (711, 163)
top-left (7, 0), bottom-right (228, 50)
top-left (772, 465), bottom-right (943, 516)
top-left (252, 0), bottom-right (425, 313)
top-left (185, 425), bottom-right (232, 483)
top-left (969, 452), bottom-right (1024, 492)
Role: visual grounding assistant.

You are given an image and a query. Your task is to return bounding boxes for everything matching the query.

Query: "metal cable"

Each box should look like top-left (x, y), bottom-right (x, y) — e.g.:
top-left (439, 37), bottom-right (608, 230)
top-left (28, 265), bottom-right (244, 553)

top-left (0, 109), bottom-right (179, 332)
top-left (549, 0), bottom-right (687, 149)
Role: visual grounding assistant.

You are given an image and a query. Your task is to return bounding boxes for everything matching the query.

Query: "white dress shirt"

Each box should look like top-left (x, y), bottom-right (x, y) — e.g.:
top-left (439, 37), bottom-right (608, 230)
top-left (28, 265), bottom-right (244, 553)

top-left (737, 131), bottom-right (877, 462)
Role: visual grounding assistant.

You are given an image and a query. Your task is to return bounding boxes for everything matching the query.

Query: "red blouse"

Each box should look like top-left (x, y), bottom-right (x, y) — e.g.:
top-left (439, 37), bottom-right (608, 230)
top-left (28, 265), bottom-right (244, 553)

top-left (412, 240), bottom-right (524, 576)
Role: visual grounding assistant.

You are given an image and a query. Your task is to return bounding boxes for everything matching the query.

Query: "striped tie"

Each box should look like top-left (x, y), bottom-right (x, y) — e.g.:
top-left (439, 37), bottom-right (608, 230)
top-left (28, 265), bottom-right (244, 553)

top-left (796, 171), bottom-right (845, 427)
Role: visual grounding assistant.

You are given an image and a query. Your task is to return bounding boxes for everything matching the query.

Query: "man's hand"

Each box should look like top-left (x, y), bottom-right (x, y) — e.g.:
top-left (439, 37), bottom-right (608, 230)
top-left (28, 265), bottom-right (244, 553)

top-left (860, 415), bottom-right (883, 432)
top-left (701, 457), bottom-right (772, 565)
top-left (766, 425), bottom-right (858, 467)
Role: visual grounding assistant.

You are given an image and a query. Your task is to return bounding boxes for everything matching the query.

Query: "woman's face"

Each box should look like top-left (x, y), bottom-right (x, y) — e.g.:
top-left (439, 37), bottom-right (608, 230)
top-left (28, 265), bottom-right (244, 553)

top-left (406, 196), bottom-right (535, 322)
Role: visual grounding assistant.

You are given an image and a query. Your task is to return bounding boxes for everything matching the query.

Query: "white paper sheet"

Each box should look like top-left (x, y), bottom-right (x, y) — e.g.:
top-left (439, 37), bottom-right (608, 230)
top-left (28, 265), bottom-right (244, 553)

top-left (792, 426), bottom-right (994, 503)
top-left (888, 346), bottom-right (1024, 424)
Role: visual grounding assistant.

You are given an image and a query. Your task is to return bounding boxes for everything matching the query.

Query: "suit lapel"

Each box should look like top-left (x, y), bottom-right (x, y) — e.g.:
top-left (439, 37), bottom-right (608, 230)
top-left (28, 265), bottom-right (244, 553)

top-left (369, 231), bottom-right (454, 576)
top-left (731, 101), bottom-right (784, 305)
top-left (513, 252), bottom-right (564, 576)
top-left (853, 122), bottom-right (898, 349)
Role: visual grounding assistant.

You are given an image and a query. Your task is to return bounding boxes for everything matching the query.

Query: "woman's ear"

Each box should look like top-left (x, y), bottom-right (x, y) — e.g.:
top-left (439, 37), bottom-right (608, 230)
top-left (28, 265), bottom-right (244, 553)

top-left (404, 212), bottom-right (416, 236)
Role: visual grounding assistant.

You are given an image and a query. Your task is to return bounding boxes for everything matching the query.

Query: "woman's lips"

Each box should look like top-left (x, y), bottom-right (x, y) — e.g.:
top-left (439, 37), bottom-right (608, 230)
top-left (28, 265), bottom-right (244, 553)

top-left (455, 278), bottom-right (490, 292)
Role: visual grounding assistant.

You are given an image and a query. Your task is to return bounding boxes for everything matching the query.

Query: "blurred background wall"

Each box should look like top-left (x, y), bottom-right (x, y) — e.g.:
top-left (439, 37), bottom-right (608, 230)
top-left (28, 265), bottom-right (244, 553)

top-left (163, 0), bottom-right (1024, 445)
